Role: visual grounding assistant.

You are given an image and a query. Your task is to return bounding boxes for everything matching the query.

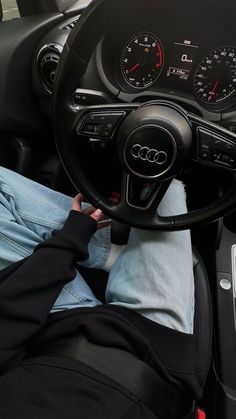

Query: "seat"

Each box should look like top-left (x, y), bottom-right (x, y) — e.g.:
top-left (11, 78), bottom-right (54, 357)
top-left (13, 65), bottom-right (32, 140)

top-left (78, 246), bottom-right (212, 408)
top-left (192, 247), bottom-right (212, 388)
top-left (26, 246), bottom-right (211, 419)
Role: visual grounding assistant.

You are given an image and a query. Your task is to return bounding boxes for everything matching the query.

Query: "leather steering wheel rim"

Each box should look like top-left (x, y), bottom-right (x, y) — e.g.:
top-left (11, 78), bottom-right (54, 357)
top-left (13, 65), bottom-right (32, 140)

top-left (53, 0), bottom-right (236, 230)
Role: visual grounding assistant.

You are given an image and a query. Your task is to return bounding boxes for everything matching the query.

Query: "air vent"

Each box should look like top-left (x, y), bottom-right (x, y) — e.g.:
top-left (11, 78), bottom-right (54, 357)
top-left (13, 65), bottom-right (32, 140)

top-left (59, 15), bottom-right (80, 31)
top-left (37, 43), bottom-right (63, 94)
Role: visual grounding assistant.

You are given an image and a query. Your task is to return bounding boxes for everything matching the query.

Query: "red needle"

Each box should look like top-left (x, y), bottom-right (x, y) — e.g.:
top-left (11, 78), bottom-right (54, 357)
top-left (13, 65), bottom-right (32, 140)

top-left (127, 63), bottom-right (140, 74)
top-left (209, 80), bottom-right (219, 101)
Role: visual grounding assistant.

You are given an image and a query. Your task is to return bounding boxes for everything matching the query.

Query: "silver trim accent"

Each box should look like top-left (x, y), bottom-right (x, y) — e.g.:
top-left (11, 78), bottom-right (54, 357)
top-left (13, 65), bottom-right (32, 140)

top-left (231, 245), bottom-right (236, 331)
top-left (59, 15), bottom-right (80, 31)
top-left (125, 174), bottom-right (161, 210)
top-left (220, 279), bottom-right (232, 290)
top-left (123, 124), bottom-right (177, 179)
top-left (131, 144), bottom-right (167, 165)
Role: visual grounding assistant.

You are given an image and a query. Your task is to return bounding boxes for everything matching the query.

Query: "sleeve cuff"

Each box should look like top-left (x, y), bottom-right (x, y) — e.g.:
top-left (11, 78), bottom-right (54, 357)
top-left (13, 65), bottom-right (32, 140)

top-left (35, 210), bottom-right (97, 261)
top-left (61, 210), bottom-right (97, 243)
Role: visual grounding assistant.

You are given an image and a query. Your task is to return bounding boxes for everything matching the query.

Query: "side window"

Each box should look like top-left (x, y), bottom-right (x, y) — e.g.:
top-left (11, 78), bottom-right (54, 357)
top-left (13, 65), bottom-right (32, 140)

top-left (2, 0), bottom-right (20, 21)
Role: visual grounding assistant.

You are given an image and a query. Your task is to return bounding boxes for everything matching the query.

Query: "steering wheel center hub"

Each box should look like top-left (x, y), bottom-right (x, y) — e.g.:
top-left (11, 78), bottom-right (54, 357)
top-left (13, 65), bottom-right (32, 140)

top-left (117, 104), bottom-right (192, 180)
top-left (124, 125), bottom-right (177, 179)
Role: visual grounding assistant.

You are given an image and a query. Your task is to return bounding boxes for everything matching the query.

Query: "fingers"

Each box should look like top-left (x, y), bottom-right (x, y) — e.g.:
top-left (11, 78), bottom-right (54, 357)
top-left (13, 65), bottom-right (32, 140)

top-left (71, 193), bottom-right (84, 212)
top-left (71, 194), bottom-right (110, 229)
top-left (84, 206), bottom-right (108, 225)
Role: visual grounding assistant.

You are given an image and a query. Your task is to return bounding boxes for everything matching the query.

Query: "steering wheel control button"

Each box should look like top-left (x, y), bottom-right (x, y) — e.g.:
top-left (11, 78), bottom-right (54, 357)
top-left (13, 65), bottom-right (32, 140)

top-left (198, 128), bottom-right (213, 161)
top-left (78, 112), bottom-right (125, 139)
top-left (100, 113), bottom-right (125, 138)
top-left (124, 126), bottom-right (176, 179)
top-left (198, 128), bottom-right (212, 144)
top-left (212, 136), bottom-right (236, 168)
top-left (83, 124), bottom-right (101, 135)
top-left (108, 113), bottom-right (125, 123)
top-left (197, 127), bottom-right (236, 168)
top-left (199, 149), bottom-right (212, 162)
top-left (100, 124), bottom-right (114, 138)
top-left (212, 135), bottom-right (236, 154)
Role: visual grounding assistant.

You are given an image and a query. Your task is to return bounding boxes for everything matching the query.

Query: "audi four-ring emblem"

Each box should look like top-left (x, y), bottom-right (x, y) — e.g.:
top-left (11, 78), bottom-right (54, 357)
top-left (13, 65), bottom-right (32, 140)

top-left (131, 144), bottom-right (168, 165)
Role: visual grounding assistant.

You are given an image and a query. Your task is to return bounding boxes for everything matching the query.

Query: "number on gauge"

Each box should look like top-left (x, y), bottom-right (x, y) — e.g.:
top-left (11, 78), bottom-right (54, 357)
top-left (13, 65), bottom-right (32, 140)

top-left (194, 46), bottom-right (236, 104)
top-left (120, 32), bottom-right (164, 89)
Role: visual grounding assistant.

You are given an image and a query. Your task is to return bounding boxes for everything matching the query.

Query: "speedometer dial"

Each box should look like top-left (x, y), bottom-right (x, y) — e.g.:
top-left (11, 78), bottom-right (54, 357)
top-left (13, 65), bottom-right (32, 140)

top-left (194, 46), bottom-right (236, 105)
top-left (120, 32), bottom-right (164, 89)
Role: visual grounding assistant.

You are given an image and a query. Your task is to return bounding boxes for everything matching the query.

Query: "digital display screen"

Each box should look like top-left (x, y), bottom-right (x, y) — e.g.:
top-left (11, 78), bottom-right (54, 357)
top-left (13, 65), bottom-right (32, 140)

top-left (167, 39), bottom-right (199, 81)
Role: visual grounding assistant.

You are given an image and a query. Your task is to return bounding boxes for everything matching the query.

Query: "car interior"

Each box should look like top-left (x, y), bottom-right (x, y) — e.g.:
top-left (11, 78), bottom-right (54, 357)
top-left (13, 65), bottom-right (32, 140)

top-left (1, 0), bottom-right (236, 417)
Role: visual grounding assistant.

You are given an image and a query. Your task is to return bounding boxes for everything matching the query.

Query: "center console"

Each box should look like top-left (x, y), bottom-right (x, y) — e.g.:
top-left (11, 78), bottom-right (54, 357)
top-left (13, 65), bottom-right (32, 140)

top-left (214, 215), bottom-right (236, 417)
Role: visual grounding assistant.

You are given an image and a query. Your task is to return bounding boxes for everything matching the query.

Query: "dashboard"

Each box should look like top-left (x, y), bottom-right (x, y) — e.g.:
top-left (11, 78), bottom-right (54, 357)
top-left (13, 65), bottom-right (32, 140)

top-left (33, 0), bottom-right (236, 130)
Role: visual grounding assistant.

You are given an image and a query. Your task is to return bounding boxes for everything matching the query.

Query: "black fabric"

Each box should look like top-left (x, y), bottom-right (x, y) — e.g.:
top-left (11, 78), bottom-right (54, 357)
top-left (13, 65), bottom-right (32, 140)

top-left (32, 305), bottom-right (201, 400)
top-left (0, 210), bottom-right (97, 374)
top-left (0, 356), bottom-right (157, 419)
top-left (30, 334), bottom-right (192, 418)
top-left (0, 210), bottom-right (202, 418)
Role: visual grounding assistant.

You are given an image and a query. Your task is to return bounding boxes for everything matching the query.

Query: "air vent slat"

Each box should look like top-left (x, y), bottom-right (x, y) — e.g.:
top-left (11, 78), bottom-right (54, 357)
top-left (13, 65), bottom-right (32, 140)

top-left (37, 43), bottom-right (62, 94)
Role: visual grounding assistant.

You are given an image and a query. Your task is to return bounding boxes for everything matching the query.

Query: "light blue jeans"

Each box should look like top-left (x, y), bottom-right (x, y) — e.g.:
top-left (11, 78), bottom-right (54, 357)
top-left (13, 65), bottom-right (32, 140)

top-left (0, 166), bottom-right (194, 333)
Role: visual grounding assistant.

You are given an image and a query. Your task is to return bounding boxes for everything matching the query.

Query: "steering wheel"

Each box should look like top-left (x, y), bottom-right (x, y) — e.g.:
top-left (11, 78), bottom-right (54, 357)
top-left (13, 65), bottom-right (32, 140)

top-left (53, 0), bottom-right (236, 230)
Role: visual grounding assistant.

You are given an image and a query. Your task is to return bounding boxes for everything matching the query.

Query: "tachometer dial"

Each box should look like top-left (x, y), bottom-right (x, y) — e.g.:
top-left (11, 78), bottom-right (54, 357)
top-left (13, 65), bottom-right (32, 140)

top-left (194, 46), bottom-right (236, 105)
top-left (120, 32), bottom-right (164, 89)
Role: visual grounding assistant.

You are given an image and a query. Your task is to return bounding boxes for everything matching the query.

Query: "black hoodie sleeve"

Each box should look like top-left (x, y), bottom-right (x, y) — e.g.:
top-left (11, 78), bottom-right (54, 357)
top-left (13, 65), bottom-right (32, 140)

top-left (0, 210), bottom-right (97, 374)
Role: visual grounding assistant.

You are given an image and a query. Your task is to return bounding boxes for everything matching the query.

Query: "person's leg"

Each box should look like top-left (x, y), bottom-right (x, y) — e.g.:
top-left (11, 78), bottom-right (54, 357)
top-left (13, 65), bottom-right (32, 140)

top-left (0, 167), bottom-right (112, 311)
top-left (105, 179), bottom-right (195, 334)
top-left (0, 167), bottom-right (111, 266)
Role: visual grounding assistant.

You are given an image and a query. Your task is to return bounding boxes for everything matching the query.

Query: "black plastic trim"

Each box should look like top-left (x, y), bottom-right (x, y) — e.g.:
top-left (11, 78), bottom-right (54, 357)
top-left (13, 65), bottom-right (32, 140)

top-left (0, 13), bottom-right (63, 134)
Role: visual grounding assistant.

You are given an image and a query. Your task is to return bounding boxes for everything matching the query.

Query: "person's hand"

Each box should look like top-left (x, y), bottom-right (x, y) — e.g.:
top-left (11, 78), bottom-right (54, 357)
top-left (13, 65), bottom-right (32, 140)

top-left (72, 194), bottom-right (111, 230)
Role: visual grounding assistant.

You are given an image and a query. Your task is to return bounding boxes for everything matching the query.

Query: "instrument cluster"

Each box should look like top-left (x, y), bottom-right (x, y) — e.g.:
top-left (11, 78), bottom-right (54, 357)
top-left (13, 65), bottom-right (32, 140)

top-left (98, 1), bottom-right (236, 114)
top-left (118, 32), bottom-right (236, 108)
top-left (123, 34), bottom-right (236, 105)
